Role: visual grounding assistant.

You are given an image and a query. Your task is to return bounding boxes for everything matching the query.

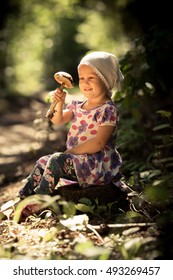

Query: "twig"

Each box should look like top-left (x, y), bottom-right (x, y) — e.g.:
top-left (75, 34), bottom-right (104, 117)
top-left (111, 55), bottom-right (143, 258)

top-left (90, 222), bottom-right (155, 234)
top-left (86, 224), bottom-right (104, 243)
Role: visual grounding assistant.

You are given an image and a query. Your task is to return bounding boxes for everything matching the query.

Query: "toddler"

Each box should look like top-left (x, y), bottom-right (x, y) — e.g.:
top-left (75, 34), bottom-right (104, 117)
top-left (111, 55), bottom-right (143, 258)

top-left (19, 51), bottom-right (124, 198)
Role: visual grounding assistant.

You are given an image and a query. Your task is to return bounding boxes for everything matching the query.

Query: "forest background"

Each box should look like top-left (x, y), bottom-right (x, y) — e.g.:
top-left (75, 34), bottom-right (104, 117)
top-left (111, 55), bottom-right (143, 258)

top-left (0, 0), bottom-right (173, 260)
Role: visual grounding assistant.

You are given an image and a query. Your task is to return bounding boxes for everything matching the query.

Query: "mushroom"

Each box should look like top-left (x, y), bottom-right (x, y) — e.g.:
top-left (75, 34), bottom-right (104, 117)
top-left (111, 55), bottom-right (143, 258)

top-left (46, 71), bottom-right (74, 119)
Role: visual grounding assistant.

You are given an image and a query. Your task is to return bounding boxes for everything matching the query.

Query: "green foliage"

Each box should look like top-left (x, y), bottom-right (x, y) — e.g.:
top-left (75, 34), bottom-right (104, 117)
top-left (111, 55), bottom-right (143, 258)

top-left (76, 7), bottom-right (130, 56)
top-left (115, 34), bottom-right (173, 218)
top-left (2, 0), bottom-right (88, 95)
top-left (1, 0), bottom-right (132, 96)
top-left (13, 194), bottom-right (61, 223)
top-left (75, 240), bottom-right (110, 260)
top-left (75, 197), bottom-right (125, 222)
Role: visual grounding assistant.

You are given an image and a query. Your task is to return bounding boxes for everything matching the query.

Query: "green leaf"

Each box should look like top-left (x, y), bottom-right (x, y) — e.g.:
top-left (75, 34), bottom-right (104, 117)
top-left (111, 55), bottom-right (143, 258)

top-left (75, 203), bottom-right (95, 214)
top-left (153, 123), bottom-right (170, 131)
top-left (13, 194), bottom-right (60, 223)
top-left (154, 157), bottom-right (173, 163)
top-left (60, 201), bottom-right (76, 218)
top-left (156, 110), bottom-right (172, 118)
top-left (78, 198), bottom-right (93, 206)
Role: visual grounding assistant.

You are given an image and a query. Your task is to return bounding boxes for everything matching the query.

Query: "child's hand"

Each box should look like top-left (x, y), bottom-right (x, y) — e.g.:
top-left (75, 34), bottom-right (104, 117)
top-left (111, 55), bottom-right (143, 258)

top-left (51, 88), bottom-right (66, 104)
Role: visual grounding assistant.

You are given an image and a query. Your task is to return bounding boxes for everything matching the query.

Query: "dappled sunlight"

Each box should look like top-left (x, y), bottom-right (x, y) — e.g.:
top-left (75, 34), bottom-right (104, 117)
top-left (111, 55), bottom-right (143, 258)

top-left (3, 1), bottom-right (132, 96)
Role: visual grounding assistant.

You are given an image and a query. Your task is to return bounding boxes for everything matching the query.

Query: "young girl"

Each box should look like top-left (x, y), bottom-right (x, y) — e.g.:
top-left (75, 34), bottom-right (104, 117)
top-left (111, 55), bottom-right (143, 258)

top-left (18, 51), bottom-right (124, 199)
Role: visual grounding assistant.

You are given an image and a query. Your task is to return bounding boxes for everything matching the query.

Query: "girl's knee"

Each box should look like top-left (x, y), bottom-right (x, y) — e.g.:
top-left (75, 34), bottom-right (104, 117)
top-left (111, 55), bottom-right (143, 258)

top-left (48, 152), bottom-right (63, 162)
top-left (37, 155), bottom-right (51, 169)
top-left (48, 153), bottom-right (72, 170)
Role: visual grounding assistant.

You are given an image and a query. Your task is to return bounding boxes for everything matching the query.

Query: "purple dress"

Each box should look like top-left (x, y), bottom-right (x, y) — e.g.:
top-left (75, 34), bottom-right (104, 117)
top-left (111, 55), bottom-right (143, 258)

top-left (66, 100), bottom-right (122, 188)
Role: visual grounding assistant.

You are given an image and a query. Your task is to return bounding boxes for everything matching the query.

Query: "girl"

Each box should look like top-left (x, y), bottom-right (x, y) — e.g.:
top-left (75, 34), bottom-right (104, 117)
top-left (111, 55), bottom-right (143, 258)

top-left (18, 51), bottom-right (124, 198)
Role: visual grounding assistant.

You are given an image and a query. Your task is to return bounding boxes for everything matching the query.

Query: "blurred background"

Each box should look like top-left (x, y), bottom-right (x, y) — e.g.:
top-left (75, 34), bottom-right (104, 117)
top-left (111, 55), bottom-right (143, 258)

top-left (0, 0), bottom-right (172, 98)
top-left (0, 0), bottom-right (173, 221)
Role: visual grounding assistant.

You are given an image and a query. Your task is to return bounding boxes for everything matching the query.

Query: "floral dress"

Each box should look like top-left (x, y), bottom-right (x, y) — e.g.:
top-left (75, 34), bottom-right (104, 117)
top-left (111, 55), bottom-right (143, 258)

top-left (18, 99), bottom-right (123, 198)
top-left (66, 100), bottom-right (122, 188)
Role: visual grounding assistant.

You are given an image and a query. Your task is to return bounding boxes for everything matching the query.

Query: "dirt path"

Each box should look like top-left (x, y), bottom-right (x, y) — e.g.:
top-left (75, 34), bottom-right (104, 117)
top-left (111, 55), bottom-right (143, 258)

top-left (0, 93), bottom-right (67, 204)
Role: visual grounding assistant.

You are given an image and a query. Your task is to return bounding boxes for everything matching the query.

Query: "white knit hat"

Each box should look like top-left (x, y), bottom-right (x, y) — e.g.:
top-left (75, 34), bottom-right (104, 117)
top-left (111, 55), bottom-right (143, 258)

top-left (78, 51), bottom-right (124, 95)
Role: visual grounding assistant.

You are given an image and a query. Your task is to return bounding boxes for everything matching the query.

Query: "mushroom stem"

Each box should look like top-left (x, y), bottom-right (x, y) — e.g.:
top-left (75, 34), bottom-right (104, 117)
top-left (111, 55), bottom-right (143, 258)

top-left (46, 83), bottom-right (65, 119)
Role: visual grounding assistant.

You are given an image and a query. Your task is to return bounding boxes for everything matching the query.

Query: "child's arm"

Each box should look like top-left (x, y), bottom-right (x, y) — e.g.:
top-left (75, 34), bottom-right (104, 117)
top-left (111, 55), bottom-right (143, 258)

top-left (65, 125), bottom-right (116, 155)
top-left (50, 89), bottom-right (73, 125)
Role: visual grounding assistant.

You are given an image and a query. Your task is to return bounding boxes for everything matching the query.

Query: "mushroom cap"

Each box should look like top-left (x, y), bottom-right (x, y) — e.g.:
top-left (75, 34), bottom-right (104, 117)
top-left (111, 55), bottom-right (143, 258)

top-left (54, 71), bottom-right (74, 88)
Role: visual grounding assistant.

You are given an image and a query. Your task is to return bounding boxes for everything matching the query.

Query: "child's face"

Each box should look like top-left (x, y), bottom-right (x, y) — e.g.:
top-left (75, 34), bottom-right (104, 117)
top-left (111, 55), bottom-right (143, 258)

top-left (78, 65), bottom-right (107, 100)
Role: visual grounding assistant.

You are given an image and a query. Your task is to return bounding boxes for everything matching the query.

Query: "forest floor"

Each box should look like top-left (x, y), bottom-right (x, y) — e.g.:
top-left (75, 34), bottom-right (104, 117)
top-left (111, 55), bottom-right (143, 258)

top-left (0, 92), bottom-right (66, 203)
top-left (0, 92), bottom-right (165, 260)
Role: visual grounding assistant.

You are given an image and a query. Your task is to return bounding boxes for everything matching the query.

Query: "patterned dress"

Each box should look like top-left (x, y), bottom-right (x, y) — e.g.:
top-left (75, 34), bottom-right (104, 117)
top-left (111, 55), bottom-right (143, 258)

top-left (66, 100), bottom-right (122, 188)
top-left (18, 99), bottom-right (123, 198)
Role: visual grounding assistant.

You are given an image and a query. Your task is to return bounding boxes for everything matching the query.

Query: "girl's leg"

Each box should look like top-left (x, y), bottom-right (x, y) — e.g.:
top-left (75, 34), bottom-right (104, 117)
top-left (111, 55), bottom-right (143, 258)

top-left (34, 153), bottom-right (76, 195)
top-left (18, 155), bottom-right (51, 198)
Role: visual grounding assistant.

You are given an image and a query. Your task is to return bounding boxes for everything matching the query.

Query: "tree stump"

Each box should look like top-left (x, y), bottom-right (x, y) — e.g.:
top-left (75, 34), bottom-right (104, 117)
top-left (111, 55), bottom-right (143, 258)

top-left (54, 183), bottom-right (129, 206)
